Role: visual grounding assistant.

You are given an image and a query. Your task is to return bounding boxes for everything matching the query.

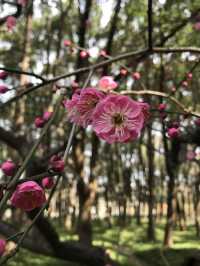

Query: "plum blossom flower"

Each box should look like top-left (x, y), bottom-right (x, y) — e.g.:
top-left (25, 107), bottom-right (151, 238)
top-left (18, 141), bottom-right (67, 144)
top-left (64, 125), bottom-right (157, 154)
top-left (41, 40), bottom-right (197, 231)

top-left (0, 85), bottom-right (8, 94)
top-left (64, 88), bottom-right (104, 127)
top-left (42, 177), bottom-right (54, 189)
top-left (92, 95), bottom-right (147, 144)
top-left (1, 160), bottom-right (16, 176)
top-left (139, 102), bottom-right (150, 125)
top-left (0, 239), bottom-right (6, 256)
top-left (49, 155), bottom-right (64, 172)
top-left (167, 127), bottom-right (180, 138)
top-left (6, 16), bottom-right (17, 31)
top-left (98, 76), bottom-right (118, 91)
top-left (10, 181), bottom-right (46, 211)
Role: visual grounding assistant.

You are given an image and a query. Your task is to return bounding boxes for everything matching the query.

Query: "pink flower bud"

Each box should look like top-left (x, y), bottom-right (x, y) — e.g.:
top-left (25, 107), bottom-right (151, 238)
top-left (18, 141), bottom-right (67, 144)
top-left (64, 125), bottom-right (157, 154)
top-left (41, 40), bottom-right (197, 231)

top-left (167, 127), bottom-right (180, 138)
top-left (182, 81), bottom-right (188, 87)
top-left (172, 121), bottom-right (180, 128)
top-left (0, 71), bottom-right (8, 80)
top-left (171, 86), bottom-right (176, 93)
top-left (158, 103), bottom-right (167, 111)
top-left (0, 85), bottom-right (8, 94)
top-left (71, 81), bottom-right (79, 89)
top-left (193, 22), bottom-right (200, 31)
top-left (98, 76), bottom-right (118, 91)
top-left (100, 50), bottom-right (107, 57)
top-left (6, 16), bottom-right (17, 31)
top-left (187, 72), bottom-right (193, 80)
top-left (1, 160), bottom-right (16, 176)
top-left (43, 111), bottom-right (52, 122)
top-left (64, 39), bottom-right (72, 47)
top-left (34, 117), bottom-right (45, 128)
top-left (10, 181), bottom-right (46, 211)
top-left (0, 239), bottom-right (6, 256)
top-left (120, 69), bottom-right (128, 76)
top-left (80, 50), bottom-right (89, 58)
top-left (132, 72), bottom-right (141, 80)
top-left (49, 156), bottom-right (64, 172)
top-left (186, 151), bottom-right (196, 161)
top-left (17, 0), bottom-right (28, 7)
top-left (42, 177), bottom-right (54, 189)
top-left (195, 118), bottom-right (200, 126)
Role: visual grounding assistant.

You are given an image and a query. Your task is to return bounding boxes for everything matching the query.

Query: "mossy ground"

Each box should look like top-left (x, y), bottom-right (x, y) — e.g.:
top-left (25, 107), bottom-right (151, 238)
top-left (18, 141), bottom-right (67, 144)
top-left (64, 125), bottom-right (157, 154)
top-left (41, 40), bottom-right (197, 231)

top-left (7, 218), bottom-right (200, 266)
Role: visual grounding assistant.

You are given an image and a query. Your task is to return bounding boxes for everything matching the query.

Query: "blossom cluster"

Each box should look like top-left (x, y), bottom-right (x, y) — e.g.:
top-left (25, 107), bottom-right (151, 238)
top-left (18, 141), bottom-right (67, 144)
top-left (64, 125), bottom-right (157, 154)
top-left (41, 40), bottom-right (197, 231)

top-left (0, 155), bottom-right (64, 214)
top-left (64, 76), bottom-right (149, 144)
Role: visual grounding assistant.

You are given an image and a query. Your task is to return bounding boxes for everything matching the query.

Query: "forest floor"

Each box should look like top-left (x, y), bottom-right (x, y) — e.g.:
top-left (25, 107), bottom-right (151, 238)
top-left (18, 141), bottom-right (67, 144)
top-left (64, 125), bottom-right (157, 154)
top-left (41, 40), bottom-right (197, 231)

top-left (7, 218), bottom-right (200, 266)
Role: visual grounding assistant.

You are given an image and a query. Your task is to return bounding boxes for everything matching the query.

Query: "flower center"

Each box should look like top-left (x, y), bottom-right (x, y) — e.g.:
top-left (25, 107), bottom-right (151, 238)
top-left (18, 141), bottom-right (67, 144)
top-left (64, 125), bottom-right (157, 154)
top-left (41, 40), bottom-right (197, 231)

top-left (112, 113), bottom-right (124, 126)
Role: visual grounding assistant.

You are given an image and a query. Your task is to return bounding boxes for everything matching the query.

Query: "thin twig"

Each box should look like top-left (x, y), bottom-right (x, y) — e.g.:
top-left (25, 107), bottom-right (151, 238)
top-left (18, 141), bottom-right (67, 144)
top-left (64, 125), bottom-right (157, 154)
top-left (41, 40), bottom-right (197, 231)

top-left (0, 67), bottom-right (46, 82)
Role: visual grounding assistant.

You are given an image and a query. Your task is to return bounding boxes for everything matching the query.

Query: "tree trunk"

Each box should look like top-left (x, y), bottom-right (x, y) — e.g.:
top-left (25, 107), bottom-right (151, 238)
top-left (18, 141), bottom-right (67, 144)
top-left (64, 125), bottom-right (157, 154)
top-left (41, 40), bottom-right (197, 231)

top-left (147, 127), bottom-right (156, 241)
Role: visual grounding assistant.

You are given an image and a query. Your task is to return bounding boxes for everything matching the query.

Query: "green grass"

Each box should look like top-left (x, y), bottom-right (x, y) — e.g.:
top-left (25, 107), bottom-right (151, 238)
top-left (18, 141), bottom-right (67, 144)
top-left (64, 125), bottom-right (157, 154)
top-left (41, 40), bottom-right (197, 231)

top-left (7, 218), bottom-right (200, 266)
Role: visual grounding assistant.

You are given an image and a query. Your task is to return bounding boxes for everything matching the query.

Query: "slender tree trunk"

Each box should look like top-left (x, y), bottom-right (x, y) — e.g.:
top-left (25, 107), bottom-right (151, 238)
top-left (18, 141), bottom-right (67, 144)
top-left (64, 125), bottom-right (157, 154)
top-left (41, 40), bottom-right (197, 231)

top-left (147, 126), bottom-right (156, 241)
top-left (163, 131), bottom-right (180, 247)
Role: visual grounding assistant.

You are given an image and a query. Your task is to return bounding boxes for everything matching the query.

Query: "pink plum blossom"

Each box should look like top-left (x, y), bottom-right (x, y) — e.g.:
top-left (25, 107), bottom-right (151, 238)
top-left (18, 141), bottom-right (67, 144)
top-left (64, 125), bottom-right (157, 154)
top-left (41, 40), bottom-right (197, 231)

top-left (10, 181), bottom-right (46, 211)
top-left (6, 16), bottom-right (17, 31)
top-left (0, 71), bottom-right (8, 80)
top-left (42, 177), bottom-right (54, 189)
top-left (34, 117), bottom-right (45, 128)
top-left (92, 95), bottom-right (146, 144)
top-left (139, 102), bottom-right (150, 125)
top-left (65, 88), bottom-right (104, 127)
top-left (0, 85), bottom-right (8, 94)
top-left (0, 239), bottom-right (6, 256)
top-left (1, 160), bottom-right (16, 176)
top-left (167, 127), bottom-right (180, 138)
top-left (49, 155), bottom-right (64, 172)
top-left (98, 76), bottom-right (118, 91)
